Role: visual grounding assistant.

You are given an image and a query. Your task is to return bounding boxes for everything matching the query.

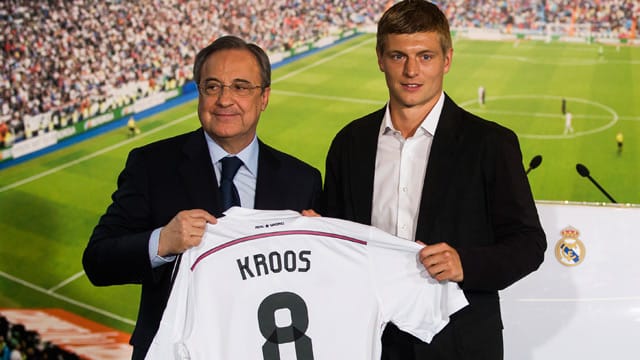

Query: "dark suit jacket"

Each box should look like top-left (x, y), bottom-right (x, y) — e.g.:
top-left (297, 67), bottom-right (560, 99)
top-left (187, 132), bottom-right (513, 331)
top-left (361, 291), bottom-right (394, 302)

top-left (322, 94), bottom-right (546, 359)
top-left (82, 128), bottom-right (322, 359)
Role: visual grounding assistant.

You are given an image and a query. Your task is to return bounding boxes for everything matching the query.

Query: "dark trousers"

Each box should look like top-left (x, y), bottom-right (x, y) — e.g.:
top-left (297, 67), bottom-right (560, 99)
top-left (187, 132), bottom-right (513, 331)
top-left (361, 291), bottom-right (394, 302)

top-left (381, 321), bottom-right (503, 360)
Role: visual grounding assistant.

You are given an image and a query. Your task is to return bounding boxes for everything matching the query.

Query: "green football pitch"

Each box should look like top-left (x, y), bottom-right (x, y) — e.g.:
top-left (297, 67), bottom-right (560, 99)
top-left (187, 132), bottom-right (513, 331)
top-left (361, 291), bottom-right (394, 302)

top-left (0, 33), bottom-right (638, 333)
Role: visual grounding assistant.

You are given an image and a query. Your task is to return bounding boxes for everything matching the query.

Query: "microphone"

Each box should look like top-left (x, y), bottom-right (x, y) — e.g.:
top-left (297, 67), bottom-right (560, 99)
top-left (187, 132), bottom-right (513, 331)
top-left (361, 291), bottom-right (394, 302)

top-left (575, 163), bottom-right (617, 203)
top-left (525, 155), bottom-right (542, 175)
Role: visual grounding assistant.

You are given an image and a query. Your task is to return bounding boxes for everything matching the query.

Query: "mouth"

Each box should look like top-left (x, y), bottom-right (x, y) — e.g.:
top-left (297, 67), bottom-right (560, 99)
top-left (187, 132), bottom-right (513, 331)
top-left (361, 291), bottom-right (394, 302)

top-left (214, 112), bottom-right (238, 118)
top-left (401, 83), bottom-right (422, 90)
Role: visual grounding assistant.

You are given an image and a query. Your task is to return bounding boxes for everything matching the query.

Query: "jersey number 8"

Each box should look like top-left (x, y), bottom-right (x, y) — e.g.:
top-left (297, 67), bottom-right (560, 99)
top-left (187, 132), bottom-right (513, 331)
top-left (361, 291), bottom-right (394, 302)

top-left (258, 291), bottom-right (314, 360)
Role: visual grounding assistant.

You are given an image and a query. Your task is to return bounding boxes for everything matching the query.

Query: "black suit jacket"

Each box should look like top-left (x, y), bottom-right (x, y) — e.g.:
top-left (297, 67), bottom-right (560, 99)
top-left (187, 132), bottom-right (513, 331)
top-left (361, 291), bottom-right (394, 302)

top-left (322, 94), bottom-right (546, 359)
top-left (82, 128), bottom-right (322, 359)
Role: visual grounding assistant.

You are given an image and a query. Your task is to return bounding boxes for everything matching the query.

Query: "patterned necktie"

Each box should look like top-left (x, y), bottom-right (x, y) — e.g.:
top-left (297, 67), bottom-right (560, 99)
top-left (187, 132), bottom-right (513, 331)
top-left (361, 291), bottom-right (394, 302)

top-left (219, 156), bottom-right (243, 211)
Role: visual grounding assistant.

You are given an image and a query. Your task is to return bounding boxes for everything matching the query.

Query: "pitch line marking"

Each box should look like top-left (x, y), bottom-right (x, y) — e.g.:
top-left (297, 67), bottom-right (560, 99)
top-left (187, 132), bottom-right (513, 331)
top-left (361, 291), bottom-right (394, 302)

top-left (618, 114), bottom-right (640, 122)
top-left (456, 51), bottom-right (640, 66)
top-left (0, 112), bottom-right (197, 194)
top-left (467, 108), bottom-right (612, 120)
top-left (271, 89), bottom-right (383, 105)
top-left (272, 36), bottom-right (374, 84)
top-left (0, 269), bottom-right (135, 326)
top-left (48, 271), bottom-right (86, 293)
top-left (459, 94), bottom-right (619, 139)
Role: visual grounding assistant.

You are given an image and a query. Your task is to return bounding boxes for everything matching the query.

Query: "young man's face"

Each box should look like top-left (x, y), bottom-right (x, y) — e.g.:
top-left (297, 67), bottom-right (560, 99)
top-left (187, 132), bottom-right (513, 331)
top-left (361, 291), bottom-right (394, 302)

top-left (377, 31), bottom-right (452, 111)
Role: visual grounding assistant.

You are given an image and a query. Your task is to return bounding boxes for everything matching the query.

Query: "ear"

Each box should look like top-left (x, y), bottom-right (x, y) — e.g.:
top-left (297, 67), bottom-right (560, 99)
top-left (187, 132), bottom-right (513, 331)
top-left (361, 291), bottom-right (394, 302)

top-left (443, 48), bottom-right (453, 74)
top-left (377, 50), bottom-right (385, 72)
top-left (260, 87), bottom-right (270, 111)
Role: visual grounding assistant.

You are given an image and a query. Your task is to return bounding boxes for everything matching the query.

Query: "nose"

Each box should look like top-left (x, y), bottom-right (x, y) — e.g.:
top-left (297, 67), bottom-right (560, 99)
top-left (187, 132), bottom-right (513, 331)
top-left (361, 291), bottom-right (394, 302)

top-left (403, 57), bottom-right (418, 77)
top-left (215, 85), bottom-right (233, 105)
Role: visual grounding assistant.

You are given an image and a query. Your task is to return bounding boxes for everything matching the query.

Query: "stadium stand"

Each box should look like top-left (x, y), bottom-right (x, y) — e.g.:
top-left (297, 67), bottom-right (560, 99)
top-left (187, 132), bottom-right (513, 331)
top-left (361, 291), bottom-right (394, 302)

top-left (1, 0), bottom-right (638, 149)
top-left (0, 315), bottom-right (79, 359)
top-left (0, 0), bottom-right (386, 147)
top-left (441, 0), bottom-right (638, 37)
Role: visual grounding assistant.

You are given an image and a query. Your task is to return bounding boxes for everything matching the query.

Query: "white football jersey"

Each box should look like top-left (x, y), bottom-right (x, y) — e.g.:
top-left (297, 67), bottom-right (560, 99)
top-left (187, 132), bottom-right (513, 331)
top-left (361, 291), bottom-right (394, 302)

top-left (146, 207), bottom-right (467, 360)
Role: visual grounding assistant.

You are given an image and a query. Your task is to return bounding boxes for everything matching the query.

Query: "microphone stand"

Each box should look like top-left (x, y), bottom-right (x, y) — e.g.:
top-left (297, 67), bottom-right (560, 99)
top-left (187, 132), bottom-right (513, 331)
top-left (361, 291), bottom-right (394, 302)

top-left (575, 164), bottom-right (617, 203)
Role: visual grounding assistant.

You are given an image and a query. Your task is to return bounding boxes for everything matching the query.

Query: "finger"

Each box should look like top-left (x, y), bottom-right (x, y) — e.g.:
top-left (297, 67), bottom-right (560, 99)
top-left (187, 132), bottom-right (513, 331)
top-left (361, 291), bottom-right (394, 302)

top-left (421, 252), bottom-right (451, 270)
top-left (180, 228), bottom-right (205, 248)
top-left (425, 263), bottom-right (447, 280)
top-left (420, 252), bottom-right (438, 267)
top-left (419, 248), bottom-right (445, 264)
top-left (187, 222), bottom-right (208, 238)
top-left (429, 260), bottom-right (463, 282)
top-left (419, 243), bottom-right (446, 258)
top-left (182, 209), bottom-right (216, 223)
top-left (426, 260), bottom-right (456, 280)
top-left (423, 255), bottom-right (448, 272)
top-left (178, 210), bottom-right (217, 230)
top-left (301, 209), bottom-right (321, 217)
top-left (433, 270), bottom-right (452, 282)
top-left (191, 210), bottom-right (217, 225)
top-left (191, 232), bottom-right (205, 247)
top-left (189, 219), bottom-right (209, 230)
top-left (183, 209), bottom-right (216, 221)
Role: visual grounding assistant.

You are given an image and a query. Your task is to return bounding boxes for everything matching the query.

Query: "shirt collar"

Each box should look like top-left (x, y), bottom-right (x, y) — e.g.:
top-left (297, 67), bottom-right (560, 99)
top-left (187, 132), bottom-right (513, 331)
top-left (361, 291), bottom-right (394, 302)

top-left (380, 91), bottom-right (445, 137)
top-left (205, 133), bottom-right (259, 176)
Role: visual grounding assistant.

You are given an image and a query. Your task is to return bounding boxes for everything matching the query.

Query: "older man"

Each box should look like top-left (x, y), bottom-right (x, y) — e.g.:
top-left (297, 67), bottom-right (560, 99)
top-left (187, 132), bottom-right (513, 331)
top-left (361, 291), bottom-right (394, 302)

top-left (83, 36), bottom-right (321, 359)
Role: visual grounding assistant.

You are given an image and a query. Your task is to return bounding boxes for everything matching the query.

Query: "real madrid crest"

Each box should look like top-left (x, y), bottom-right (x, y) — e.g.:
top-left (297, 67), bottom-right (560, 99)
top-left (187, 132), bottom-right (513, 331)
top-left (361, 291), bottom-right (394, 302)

top-left (555, 226), bottom-right (586, 266)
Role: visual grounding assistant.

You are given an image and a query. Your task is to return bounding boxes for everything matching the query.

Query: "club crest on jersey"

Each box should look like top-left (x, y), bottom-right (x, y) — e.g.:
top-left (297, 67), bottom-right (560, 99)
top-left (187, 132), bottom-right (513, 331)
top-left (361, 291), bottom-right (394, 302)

top-left (554, 226), bottom-right (586, 266)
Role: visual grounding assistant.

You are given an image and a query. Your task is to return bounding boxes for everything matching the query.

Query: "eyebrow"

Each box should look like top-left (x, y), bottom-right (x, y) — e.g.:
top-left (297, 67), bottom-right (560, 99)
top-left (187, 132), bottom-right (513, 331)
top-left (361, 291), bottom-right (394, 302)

top-left (202, 77), bottom-right (253, 84)
top-left (388, 49), bottom-right (437, 55)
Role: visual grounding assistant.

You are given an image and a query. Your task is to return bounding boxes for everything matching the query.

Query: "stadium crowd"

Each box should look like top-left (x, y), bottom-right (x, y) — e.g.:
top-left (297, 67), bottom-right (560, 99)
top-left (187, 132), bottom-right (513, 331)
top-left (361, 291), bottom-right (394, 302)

top-left (0, 0), bottom-right (638, 148)
top-left (0, 315), bottom-right (79, 360)
top-left (441, 0), bottom-right (638, 35)
top-left (0, 0), bottom-right (386, 147)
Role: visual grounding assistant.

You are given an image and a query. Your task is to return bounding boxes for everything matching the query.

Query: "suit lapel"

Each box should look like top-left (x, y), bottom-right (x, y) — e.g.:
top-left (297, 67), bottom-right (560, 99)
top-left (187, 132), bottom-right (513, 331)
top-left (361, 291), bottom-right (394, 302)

top-left (416, 95), bottom-right (464, 242)
top-left (254, 140), bottom-right (281, 209)
top-left (350, 109), bottom-right (384, 225)
top-left (178, 128), bottom-right (221, 215)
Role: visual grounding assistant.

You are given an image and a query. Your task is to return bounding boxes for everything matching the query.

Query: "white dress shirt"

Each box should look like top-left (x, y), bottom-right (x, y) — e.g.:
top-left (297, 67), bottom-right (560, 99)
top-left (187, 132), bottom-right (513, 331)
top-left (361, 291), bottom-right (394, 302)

top-left (371, 92), bottom-right (444, 240)
top-left (207, 133), bottom-right (259, 210)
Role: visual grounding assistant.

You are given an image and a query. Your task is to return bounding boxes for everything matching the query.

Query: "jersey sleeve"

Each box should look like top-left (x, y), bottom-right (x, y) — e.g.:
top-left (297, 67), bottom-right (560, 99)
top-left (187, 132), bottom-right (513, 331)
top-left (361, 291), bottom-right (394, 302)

top-left (367, 227), bottom-right (468, 343)
top-left (145, 252), bottom-right (195, 360)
